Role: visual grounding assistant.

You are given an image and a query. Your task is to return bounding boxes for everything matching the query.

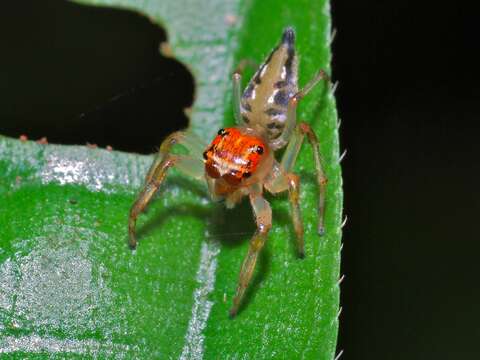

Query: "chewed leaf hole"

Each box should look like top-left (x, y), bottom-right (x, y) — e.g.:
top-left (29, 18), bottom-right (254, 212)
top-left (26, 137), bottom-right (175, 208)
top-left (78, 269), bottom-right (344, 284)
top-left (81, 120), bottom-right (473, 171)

top-left (0, 2), bottom-right (194, 154)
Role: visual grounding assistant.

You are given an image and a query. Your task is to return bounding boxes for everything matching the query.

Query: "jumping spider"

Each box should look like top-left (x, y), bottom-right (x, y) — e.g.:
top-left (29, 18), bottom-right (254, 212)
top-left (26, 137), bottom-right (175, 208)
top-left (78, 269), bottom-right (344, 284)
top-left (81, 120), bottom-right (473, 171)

top-left (129, 27), bottom-right (330, 317)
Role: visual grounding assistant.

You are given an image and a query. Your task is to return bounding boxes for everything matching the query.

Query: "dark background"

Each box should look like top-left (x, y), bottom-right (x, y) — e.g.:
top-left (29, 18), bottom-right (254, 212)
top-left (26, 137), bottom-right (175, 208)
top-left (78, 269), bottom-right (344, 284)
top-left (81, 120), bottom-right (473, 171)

top-left (1, 1), bottom-right (479, 358)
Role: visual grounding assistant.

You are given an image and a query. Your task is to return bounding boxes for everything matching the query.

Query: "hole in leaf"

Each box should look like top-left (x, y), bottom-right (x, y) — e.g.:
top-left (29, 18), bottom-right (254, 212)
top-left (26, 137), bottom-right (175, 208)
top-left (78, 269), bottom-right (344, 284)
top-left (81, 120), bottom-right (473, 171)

top-left (0, 1), bottom-right (194, 154)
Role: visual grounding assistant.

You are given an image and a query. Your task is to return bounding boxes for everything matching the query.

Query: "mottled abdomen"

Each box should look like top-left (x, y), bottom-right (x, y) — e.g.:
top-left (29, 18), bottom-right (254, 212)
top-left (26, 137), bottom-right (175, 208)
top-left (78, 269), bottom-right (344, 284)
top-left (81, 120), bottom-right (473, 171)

top-left (203, 127), bottom-right (267, 186)
top-left (240, 27), bottom-right (298, 140)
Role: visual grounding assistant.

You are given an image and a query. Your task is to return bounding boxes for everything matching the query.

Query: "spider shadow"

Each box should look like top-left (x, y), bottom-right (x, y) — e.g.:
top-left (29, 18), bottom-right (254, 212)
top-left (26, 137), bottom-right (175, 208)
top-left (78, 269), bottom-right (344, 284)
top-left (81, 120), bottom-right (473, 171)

top-left (308, 75), bottom-right (331, 128)
top-left (130, 175), bottom-right (302, 316)
top-left (209, 195), bottom-right (296, 316)
top-left (135, 202), bottom-right (211, 242)
top-left (208, 199), bottom-right (255, 248)
top-left (134, 176), bottom-right (211, 242)
top-left (209, 199), bottom-right (271, 316)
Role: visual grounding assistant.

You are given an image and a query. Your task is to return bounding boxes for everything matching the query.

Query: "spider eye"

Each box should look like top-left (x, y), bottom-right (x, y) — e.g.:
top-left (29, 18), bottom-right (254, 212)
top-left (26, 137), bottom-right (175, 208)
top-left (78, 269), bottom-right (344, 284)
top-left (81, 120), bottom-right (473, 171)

top-left (217, 128), bottom-right (228, 136)
top-left (256, 146), bottom-right (264, 155)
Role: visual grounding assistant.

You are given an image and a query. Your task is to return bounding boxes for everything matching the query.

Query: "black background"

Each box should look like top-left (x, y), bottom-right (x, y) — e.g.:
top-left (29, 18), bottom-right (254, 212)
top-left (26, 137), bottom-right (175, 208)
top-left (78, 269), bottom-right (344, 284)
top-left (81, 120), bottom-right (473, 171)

top-left (1, 1), bottom-right (479, 358)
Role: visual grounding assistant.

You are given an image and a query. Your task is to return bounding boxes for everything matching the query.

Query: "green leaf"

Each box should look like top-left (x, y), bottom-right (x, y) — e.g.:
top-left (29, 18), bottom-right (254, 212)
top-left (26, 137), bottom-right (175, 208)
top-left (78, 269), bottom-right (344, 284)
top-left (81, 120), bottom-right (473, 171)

top-left (0, 0), bottom-right (342, 358)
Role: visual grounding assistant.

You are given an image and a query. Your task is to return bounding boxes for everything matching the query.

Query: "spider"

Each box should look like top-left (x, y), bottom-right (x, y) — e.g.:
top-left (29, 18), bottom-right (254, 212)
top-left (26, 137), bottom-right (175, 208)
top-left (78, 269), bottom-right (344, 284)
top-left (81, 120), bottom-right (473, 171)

top-left (128, 27), bottom-right (330, 317)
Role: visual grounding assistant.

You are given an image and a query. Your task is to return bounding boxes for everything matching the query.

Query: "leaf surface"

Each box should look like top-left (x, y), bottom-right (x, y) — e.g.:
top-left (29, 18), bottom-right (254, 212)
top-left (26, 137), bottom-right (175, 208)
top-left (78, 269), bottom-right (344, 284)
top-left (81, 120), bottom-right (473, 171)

top-left (0, 0), bottom-right (342, 358)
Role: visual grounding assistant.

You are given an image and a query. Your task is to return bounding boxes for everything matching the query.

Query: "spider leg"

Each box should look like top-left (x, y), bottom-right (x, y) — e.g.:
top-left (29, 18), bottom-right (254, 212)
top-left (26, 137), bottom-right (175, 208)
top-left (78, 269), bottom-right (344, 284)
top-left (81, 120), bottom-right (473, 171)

top-left (129, 132), bottom-right (205, 249)
top-left (145, 131), bottom-right (205, 184)
top-left (232, 59), bottom-right (258, 125)
top-left (281, 122), bottom-right (328, 235)
top-left (230, 187), bottom-right (272, 317)
top-left (232, 73), bottom-right (243, 125)
top-left (287, 173), bottom-right (305, 256)
top-left (269, 69), bottom-right (330, 150)
top-left (233, 58), bottom-right (258, 75)
top-left (265, 163), bottom-right (305, 257)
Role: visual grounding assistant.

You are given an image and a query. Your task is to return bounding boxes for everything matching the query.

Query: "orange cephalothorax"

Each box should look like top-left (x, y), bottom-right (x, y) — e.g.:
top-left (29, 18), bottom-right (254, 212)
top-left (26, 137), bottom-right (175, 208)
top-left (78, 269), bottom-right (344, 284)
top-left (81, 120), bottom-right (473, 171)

top-left (203, 127), bottom-right (267, 186)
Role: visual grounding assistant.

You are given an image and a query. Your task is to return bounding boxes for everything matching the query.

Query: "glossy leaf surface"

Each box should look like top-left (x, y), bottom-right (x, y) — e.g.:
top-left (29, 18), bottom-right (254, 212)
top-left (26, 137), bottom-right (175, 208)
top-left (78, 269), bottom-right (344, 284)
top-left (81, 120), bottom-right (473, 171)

top-left (0, 0), bottom-right (342, 358)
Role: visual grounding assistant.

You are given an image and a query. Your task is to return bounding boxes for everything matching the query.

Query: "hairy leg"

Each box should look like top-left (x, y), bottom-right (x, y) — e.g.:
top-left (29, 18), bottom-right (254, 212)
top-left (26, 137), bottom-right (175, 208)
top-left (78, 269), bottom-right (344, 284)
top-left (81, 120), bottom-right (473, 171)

top-left (230, 185), bottom-right (272, 317)
top-left (281, 122), bottom-right (328, 235)
top-left (286, 173), bottom-right (304, 257)
top-left (265, 163), bottom-right (305, 257)
top-left (145, 131), bottom-right (205, 184)
top-left (232, 73), bottom-right (243, 125)
top-left (232, 59), bottom-right (258, 125)
top-left (129, 131), bottom-right (205, 249)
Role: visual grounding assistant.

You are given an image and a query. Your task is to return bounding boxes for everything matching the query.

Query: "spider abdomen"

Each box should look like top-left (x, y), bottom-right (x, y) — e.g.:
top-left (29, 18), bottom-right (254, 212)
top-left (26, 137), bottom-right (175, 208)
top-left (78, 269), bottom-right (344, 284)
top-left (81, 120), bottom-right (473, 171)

top-left (203, 127), bottom-right (269, 186)
top-left (240, 27), bottom-right (298, 141)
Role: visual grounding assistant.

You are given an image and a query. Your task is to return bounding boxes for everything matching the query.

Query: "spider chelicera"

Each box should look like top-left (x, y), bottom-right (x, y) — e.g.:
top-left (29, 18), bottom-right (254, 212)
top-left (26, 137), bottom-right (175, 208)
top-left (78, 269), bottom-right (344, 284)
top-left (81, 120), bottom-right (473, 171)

top-left (128, 27), bottom-right (330, 317)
